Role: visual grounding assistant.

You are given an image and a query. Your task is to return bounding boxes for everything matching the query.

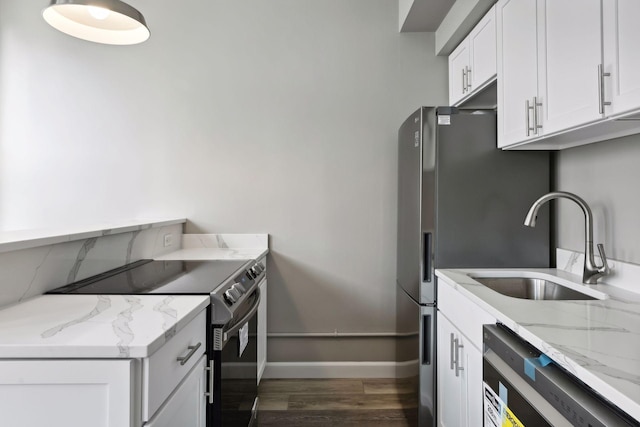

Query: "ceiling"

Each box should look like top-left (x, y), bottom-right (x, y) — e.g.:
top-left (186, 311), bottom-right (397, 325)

top-left (401, 0), bottom-right (456, 32)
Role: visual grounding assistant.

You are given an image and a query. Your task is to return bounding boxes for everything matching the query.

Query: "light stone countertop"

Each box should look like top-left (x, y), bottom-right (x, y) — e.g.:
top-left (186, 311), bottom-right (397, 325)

top-left (155, 247), bottom-right (268, 261)
top-left (436, 268), bottom-right (640, 421)
top-left (0, 218), bottom-right (186, 254)
top-left (155, 233), bottom-right (269, 261)
top-left (0, 231), bottom-right (267, 361)
top-left (0, 294), bottom-right (209, 358)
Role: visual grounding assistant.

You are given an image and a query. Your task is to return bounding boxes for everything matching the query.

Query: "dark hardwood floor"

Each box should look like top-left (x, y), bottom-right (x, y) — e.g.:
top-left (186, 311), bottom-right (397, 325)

top-left (257, 378), bottom-right (418, 426)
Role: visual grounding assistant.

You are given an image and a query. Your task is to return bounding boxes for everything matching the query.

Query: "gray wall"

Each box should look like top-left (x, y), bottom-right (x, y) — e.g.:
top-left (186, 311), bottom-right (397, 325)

top-left (0, 1), bottom-right (447, 362)
top-left (556, 134), bottom-right (640, 265)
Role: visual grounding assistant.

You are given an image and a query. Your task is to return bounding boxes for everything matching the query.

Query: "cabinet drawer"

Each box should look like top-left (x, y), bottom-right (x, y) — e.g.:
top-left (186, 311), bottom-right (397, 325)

top-left (143, 309), bottom-right (207, 421)
top-left (438, 279), bottom-right (495, 350)
top-left (144, 355), bottom-right (206, 427)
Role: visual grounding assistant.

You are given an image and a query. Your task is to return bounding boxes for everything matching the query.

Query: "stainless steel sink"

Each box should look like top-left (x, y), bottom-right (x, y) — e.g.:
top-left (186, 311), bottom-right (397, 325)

top-left (470, 277), bottom-right (597, 300)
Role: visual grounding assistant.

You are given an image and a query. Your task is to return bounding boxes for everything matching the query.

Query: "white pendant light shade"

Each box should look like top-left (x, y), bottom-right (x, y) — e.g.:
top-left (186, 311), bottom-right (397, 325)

top-left (43, 0), bottom-right (150, 45)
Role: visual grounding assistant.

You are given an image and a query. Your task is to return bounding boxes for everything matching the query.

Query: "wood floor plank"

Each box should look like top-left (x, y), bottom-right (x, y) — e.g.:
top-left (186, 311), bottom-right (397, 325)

top-left (362, 377), bottom-right (418, 395)
top-left (259, 378), bottom-right (364, 395)
top-left (258, 393), bottom-right (289, 411)
top-left (258, 409), bottom-right (418, 427)
top-left (287, 392), bottom-right (418, 411)
top-left (257, 378), bottom-right (417, 425)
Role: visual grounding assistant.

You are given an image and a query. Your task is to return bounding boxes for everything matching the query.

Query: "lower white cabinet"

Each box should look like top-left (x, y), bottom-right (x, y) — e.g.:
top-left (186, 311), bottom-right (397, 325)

top-left (0, 309), bottom-right (208, 427)
top-left (437, 314), bottom-right (482, 427)
top-left (0, 359), bottom-right (137, 427)
top-left (142, 309), bottom-right (207, 420)
top-left (144, 355), bottom-right (207, 427)
top-left (437, 280), bottom-right (495, 427)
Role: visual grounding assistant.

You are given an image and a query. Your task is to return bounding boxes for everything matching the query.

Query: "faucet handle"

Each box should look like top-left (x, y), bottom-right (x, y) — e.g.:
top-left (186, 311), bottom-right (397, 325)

top-left (596, 244), bottom-right (610, 275)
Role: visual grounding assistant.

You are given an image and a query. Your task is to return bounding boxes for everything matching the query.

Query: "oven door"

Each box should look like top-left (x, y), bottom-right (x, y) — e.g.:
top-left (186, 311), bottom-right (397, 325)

top-left (213, 287), bottom-right (260, 427)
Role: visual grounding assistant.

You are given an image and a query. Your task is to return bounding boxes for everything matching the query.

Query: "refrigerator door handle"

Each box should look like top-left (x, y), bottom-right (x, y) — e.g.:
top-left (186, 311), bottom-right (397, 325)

top-left (423, 232), bottom-right (432, 282)
top-left (422, 314), bottom-right (432, 365)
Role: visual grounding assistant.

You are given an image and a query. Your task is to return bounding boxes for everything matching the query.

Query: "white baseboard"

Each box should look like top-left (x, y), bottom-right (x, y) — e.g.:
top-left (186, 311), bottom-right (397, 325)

top-left (262, 360), bottom-right (419, 379)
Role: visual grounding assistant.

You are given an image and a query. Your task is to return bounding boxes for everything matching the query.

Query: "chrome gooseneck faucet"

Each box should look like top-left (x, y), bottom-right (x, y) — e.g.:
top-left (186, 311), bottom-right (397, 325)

top-left (524, 191), bottom-right (610, 284)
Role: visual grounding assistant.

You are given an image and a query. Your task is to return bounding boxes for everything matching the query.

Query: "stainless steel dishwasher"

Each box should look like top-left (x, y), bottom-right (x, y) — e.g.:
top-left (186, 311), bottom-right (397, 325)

top-left (482, 324), bottom-right (639, 427)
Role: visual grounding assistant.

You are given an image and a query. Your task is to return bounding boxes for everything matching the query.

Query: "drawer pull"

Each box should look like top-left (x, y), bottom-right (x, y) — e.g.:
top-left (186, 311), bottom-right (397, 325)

top-left (598, 64), bottom-right (611, 114)
top-left (204, 359), bottom-right (215, 404)
top-left (176, 342), bottom-right (202, 365)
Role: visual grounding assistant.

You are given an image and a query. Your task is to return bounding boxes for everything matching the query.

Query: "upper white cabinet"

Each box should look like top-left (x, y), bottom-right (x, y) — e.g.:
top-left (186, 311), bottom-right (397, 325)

top-left (602, 0), bottom-right (640, 116)
top-left (448, 6), bottom-right (497, 106)
top-left (497, 0), bottom-right (640, 149)
top-left (496, 0), bottom-right (539, 146)
top-left (538, 1), bottom-right (603, 135)
top-left (468, 7), bottom-right (497, 94)
top-left (497, 0), bottom-right (603, 148)
top-left (449, 42), bottom-right (471, 105)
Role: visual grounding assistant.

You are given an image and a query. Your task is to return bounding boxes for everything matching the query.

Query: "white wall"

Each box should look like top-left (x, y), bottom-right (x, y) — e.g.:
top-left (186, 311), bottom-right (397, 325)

top-left (556, 134), bottom-right (640, 265)
top-left (0, 0), bottom-right (447, 361)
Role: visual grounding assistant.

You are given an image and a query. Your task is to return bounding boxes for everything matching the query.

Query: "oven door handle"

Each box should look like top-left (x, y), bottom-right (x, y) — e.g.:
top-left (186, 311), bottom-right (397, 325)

top-left (223, 288), bottom-right (261, 342)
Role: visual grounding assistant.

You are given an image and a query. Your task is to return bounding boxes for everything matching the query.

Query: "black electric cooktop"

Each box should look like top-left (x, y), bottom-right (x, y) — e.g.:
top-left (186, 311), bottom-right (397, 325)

top-left (48, 259), bottom-right (250, 295)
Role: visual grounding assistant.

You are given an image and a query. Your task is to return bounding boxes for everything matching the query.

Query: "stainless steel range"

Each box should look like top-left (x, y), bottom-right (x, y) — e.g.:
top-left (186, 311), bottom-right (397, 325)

top-left (48, 258), bottom-right (266, 427)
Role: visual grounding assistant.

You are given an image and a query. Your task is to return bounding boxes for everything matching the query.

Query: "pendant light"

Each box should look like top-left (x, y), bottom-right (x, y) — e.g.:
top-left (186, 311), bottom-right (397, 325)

top-left (43, 0), bottom-right (150, 45)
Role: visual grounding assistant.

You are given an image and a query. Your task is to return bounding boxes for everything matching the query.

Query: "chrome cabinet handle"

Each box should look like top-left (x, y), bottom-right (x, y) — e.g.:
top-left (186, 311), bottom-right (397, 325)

top-left (454, 339), bottom-right (464, 377)
top-left (450, 333), bottom-right (455, 370)
top-left (533, 96), bottom-right (543, 135)
top-left (525, 99), bottom-right (534, 137)
top-left (598, 64), bottom-right (611, 114)
top-left (466, 66), bottom-right (472, 91)
top-left (204, 359), bottom-right (215, 404)
top-left (462, 68), bottom-right (467, 93)
top-left (176, 342), bottom-right (202, 365)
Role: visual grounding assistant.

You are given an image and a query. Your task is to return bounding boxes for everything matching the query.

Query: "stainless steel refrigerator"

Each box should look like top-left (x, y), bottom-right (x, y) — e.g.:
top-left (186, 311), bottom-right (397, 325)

top-left (395, 107), bottom-right (551, 426)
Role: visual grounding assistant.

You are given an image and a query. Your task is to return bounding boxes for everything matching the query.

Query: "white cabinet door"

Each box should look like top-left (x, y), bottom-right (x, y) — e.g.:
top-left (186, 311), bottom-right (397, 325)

top-left (468, 6), bottom-right (497, 92)
top-left (603, 0), bottom-right (640, 116)
top-left (463, 337), bottom-right (483, 426)
top-left (437, 310), bottom-right (487, 427)
top-left (449, 41), bottom-right (470, 105)
top-left (144, 355), bottom-right (207, 427)
top-left (538, 0), bottom-right (602, 134)
top-left (0, 359), bottom-right (136, 427)
top-left (257, 278), bottom-right (268, 384)
top-left (437, 314), bottom-right (463, 427)
top-left (497, 0), bottom-right (540, 148)
top-left (449, 6), bottom-right (497, 107)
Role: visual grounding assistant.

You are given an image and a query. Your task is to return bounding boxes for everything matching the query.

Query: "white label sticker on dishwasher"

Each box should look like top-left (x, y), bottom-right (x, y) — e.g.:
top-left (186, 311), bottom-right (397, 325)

top-left (483, 382), bottom-right (525, 427)
top-left (238, 323), bottom-right (249, 357)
